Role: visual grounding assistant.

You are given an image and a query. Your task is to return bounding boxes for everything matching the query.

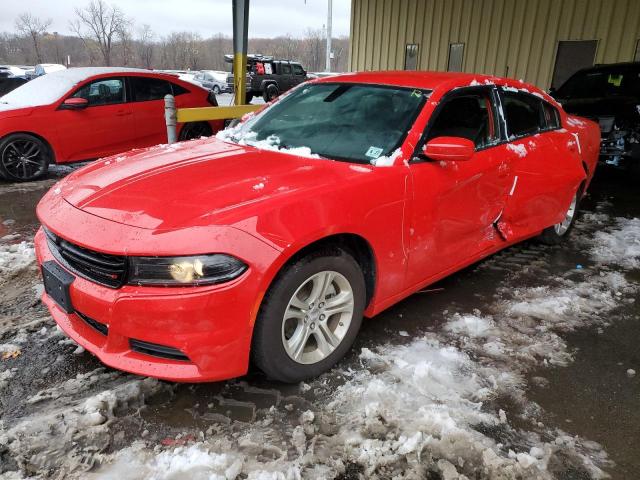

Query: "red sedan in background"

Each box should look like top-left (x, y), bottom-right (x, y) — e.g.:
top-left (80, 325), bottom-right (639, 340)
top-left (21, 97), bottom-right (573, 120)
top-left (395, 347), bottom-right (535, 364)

top-left (35, 71), bottom-right (599, 383)
top-left (0, 67), bottom-right (223, 181)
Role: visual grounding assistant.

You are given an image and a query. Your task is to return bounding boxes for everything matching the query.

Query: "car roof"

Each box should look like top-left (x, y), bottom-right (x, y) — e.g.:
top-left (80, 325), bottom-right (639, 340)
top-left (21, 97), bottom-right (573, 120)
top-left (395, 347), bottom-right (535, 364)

top-left (315, 70), bottom-right (527, 91)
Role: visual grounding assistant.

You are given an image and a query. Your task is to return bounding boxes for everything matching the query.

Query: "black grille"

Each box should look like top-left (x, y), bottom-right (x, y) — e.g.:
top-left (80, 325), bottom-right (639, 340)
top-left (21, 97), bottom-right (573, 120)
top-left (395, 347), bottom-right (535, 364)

top-left (44, 228), bottom-right (127, 288)
top-left (130, 339), bottom-right (190, 361)
top-left (77, 311), bottom-right (108, 335)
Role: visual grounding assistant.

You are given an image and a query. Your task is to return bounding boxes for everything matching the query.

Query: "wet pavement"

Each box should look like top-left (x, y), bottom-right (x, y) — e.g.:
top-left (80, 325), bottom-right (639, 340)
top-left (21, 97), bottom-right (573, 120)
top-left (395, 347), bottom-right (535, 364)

top-left (0, 163), bottom-right (638, 479)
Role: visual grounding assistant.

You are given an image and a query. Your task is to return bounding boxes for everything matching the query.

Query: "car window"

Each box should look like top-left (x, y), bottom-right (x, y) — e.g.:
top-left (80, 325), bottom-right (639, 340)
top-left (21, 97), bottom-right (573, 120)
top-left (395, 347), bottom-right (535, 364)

top-left (131, 77), bottom-right (173, 102)
top-left (230, 83), bottom-right (427, 164)
top-left (426, 90), bottom-right (499, 149)
top-left (282, 64), bottom-right (292, 74)
top-left (292, 64), bottom-right (305, 75)
top-left (501, 91), bottom-right (545, 138)
top-left (72, 78), bottom-right (124, 106)
top-left (542, 102), bottom-right (560, 130)
top-left (171, 83), bottom-right (189, 96)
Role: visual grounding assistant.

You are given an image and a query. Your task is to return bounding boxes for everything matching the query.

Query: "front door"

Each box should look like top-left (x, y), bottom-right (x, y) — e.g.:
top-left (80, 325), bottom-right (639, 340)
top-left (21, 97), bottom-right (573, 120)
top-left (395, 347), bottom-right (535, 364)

top-left (55, 77), bottom-right (135, 161)
top-left (406, 87), bottom-right (512, 289)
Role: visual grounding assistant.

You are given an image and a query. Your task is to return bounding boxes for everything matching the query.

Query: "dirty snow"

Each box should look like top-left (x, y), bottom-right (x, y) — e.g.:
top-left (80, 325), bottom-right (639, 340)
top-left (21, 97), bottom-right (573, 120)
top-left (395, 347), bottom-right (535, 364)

top-left (0, 241), bottom-right (35, 280)
top-left (586, 217), bottom-right (640, 269)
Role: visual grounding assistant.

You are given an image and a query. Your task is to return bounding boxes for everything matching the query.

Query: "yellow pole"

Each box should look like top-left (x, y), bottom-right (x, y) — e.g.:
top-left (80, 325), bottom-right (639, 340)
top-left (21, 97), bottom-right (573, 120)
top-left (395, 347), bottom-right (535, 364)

top-left (232, 0), bottom-right (249, 106)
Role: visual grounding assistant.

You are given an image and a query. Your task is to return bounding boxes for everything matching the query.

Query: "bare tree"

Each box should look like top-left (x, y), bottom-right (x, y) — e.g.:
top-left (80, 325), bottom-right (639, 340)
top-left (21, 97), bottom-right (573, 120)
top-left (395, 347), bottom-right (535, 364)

top-left (15, 13), bottom-right (52, 63)
top-left (137, 24), bottom-right (154, 69)
top-left (72, 0), bottom-right (128, 66)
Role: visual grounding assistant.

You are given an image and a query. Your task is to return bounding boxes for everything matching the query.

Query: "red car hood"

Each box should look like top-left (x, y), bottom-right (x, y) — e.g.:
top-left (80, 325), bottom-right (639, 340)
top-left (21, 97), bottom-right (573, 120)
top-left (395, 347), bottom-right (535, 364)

top-left (61, 138), bottom-right (375, 231)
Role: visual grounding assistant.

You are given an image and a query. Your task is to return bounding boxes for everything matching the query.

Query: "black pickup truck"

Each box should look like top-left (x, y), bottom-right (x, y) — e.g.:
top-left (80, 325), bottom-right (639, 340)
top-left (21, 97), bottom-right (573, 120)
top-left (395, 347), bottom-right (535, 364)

top-left (225, 54), bottom-right (308, 103)
top-left (550, 62), bottom-right (640, 171)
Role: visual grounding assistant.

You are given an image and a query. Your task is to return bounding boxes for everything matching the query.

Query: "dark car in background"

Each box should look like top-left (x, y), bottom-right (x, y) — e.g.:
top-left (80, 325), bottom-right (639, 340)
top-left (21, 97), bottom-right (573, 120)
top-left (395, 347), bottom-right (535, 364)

top-left (225, 54), bottom-right (308, 102)
top-left (550, 62), bottom-right (640, 170)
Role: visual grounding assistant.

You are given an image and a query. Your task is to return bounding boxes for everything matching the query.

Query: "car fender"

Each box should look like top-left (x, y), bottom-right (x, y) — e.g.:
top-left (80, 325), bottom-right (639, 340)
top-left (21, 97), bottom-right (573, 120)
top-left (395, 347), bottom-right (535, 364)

top-left (232, 167), bottom-right (412, 319)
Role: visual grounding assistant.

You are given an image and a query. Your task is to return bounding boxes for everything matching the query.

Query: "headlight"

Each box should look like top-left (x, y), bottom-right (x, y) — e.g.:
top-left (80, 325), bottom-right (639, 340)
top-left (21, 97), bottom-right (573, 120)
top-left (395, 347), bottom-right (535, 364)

top-left (128, 254), bottom-right (247, 286)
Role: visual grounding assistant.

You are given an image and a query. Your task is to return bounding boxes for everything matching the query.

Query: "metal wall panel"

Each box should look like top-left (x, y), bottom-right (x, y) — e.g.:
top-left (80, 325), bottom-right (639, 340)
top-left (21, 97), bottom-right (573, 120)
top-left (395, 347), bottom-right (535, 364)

top-left (349, 0), bottom-right (640, 88)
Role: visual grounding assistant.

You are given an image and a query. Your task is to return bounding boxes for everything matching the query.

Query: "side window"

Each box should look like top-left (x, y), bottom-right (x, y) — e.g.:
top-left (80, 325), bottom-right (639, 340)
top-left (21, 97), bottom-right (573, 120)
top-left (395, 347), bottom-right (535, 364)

top-left (131, 77), bottom-right (173, 102)
top-left (426, 90), bottom-right (499, 149)
top-left (501, 91), bottom-right (545, 138)
top-left (171, 83), bottom-right (189, 96)
top-left (542, 102), bottom-right (560, 130)
top-left (72, 78), bottom-right (124, 106)
top-left (282, 63), bottom-right (292, 75)
top-left (292, 64), bottom-right (305, 75)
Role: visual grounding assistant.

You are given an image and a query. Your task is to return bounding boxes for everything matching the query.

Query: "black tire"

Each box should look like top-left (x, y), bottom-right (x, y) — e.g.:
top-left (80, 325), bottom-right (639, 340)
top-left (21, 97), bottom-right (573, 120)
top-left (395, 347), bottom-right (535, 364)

top-left (252, 248), bottom-right (366, 383)
top-left (0, 133), bottom-right (50, 182)
top-left (539, 188), bottom-right (581, 245)
top-left (245, 92), bottom-right (254, 104)
top-left (179, 122), bottom-right (213, 141)
top-left (212, 85), bottom-right (220, 95)
top-left (262, 84), bottom-right (280, 102)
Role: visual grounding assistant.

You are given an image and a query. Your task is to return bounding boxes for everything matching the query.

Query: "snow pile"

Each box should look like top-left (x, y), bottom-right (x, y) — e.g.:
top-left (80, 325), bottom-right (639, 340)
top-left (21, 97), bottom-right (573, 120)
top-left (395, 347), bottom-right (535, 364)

top-left (98, 443), bottom-right (244, 480)
top-left (0, 241), bottom-right (35, 281)
top-left (0, 376), bottom-right (169, 477)
top-left (370, 148), bottom-right (401, 167)
top-left (95, 264), bottom-right (631, 479)
top-left (216, 128), bottom-right (320, 159)
top-left (506, 143), bottom-right (528, 158)
top-left (587, 217), bottom-right (640, 269)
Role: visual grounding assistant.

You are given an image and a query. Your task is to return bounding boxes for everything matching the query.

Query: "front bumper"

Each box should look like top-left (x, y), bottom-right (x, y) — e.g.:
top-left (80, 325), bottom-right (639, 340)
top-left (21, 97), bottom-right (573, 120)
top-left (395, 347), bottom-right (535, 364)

top-left (35, 228), bottom-right (259, 382)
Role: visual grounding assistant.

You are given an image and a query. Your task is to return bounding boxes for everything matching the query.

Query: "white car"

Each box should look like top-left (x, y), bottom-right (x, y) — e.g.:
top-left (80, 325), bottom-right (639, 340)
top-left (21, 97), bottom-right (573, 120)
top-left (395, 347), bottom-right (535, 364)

top-left (34, 64), bottom-right (67, 77)
top-left (193, 70), bottom-right (228, 94)
top-left (0, 66), bottom-right (28, 77)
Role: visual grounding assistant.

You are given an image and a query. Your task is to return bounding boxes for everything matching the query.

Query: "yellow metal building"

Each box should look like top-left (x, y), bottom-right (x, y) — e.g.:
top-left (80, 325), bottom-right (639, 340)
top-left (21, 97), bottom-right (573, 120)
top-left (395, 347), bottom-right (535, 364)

top-left (349, 0), bottom-right (640, 89)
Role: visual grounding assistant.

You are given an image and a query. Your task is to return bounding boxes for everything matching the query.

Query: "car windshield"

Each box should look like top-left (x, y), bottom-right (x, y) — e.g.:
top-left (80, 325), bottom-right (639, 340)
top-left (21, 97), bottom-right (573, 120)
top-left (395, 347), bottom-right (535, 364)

top-left (225, 83), bottom-right (428, 164)
top-left (556, 68), bottom-right (640, 99)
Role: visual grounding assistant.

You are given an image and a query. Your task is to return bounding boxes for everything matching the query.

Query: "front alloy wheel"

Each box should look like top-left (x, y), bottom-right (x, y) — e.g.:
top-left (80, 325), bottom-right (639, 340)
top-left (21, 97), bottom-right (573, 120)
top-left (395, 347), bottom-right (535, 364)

top-left (252, 248), bottom-right (366, 382)
top-left (0, 134), bottom-right (50, 182)
top-left (282, 271), bottom-right (354, 364)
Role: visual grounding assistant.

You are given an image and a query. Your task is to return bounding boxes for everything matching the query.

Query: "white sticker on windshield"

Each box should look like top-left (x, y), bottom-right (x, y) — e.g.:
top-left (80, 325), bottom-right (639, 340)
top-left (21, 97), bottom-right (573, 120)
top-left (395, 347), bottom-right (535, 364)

top-left (365, 146), bottom-right (384, 159)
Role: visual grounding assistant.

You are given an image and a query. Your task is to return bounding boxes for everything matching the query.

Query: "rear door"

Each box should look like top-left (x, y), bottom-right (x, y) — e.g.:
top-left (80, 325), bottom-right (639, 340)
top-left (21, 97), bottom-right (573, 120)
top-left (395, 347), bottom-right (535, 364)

top-left (497, 89), bottom-right (582, 239)
top-left (129, 75), bottom-right (174, 147)
top-left (54, 76), bottom-right (135, 161)
top-left (406, 87), bottom-right (512, 287)
top-left (279, 62), bottom-right (294, 91)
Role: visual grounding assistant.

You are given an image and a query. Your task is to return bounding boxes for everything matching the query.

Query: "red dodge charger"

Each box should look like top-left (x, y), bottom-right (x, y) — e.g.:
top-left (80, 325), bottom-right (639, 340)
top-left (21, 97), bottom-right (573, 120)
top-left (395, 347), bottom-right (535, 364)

top-left (35, 71), bottom-right (599, 383)
top-left (0, 67), bottom-right (223, 181)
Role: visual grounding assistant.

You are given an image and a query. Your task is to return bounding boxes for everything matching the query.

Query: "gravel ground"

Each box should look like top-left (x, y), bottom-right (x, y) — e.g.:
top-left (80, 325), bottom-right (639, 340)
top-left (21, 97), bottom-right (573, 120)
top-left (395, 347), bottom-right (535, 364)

top-left (0, 163), bottom-right (638, 480)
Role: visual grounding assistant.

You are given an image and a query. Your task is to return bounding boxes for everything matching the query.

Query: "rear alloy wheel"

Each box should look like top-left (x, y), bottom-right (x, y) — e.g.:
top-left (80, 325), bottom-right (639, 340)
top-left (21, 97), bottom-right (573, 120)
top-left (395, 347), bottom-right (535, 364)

top-left (0, 133), bottom-right (49, 182)
top-left (539, 189), bottom-right (580, 245)
top-left (263, 84), bottom-right (279, 102)
top-left (212, 85), bottom-right (221, 95)
top-left (252, 249), bottom-right (366, 382)
top-left (179, 122), bottom-right (213, 141)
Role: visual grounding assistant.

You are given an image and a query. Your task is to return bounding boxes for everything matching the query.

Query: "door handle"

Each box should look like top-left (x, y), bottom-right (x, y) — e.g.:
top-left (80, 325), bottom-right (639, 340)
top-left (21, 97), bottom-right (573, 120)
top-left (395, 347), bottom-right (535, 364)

top-left (115, 111), bottom-right (132, 117)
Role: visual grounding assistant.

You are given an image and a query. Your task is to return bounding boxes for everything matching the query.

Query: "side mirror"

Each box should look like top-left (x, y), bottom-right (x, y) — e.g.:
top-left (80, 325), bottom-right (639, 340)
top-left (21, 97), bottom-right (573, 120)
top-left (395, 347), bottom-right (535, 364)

top-left (60, 97), bottom-right (89, 110)
top-left (422, 136), bottom-right (475, 162)
top-left (548, 87), bottom-right (557, 97)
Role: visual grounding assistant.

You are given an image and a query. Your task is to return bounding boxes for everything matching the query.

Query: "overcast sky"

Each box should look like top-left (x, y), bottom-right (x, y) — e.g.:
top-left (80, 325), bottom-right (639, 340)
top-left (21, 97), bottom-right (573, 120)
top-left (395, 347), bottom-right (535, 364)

top-left (0, 0), bottom-right (352, 38)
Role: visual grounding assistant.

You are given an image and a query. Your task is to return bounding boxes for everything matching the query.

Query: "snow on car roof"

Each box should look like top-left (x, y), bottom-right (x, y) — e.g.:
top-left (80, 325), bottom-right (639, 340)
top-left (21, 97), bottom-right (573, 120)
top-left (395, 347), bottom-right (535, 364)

top-left (0, 67), bottom-right (156, 109)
